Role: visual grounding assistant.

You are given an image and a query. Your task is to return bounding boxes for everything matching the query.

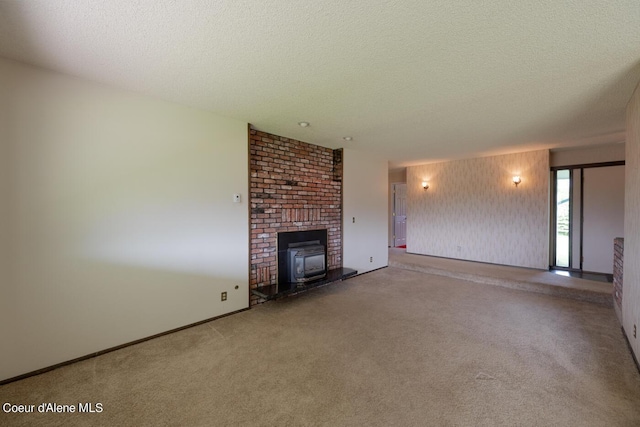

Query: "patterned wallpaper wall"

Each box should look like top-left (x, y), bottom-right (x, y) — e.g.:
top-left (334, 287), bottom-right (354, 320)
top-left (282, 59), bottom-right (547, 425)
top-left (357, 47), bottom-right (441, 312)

top-left (407, 150), bottom-right (549, 269)
top-left (623, 81), bottom-right (640, 358)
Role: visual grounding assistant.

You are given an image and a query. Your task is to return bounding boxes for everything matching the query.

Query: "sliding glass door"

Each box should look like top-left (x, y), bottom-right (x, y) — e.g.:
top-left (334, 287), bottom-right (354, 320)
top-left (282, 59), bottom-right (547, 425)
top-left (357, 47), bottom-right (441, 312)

top-left (551, 162), bottom-right (625, 272)
top-left (553, 169), bottom-right (571, 268)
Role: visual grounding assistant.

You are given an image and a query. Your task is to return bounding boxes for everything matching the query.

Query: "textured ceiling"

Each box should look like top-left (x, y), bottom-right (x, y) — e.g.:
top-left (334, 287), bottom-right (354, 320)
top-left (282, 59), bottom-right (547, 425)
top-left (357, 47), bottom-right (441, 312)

top-left (1, 0), bottom-right (639, 167)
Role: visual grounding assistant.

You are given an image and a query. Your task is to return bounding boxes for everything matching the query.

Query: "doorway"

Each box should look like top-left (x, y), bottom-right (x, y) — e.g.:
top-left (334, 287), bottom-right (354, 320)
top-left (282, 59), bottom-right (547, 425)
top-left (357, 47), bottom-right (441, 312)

top-left (393, 183), bottom-right (407, 247)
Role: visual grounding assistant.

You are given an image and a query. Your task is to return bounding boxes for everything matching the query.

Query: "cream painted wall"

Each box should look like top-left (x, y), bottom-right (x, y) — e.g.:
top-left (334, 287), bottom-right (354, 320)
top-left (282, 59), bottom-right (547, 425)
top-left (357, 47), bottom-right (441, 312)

top-left (388, 168), bottom-right (406, 183)
top-left (343, 148), bottom-right (389, 273)
top-left (0, 63), bottom-right (13, 373)
top-left (623, 80), bottom-right (640, 359)
top-left (407, 150), bottom-right (550, 269)
top-left (0, 59), bottom-right (249, 381)
top-left (550, 143), bottom-right (625, 167)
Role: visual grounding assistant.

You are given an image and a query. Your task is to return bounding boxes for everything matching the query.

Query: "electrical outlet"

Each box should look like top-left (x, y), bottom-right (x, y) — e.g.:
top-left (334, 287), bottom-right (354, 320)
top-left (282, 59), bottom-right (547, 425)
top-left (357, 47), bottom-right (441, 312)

top-left (352, 217), bottom-right (355, 223)
top-left (456, 246), bottom-right (461, 252)
top-left (634, 324), bottom-right (637, 339)
top-left (221, 292), bottom-right (227, 302)
top-left (370, 257), bottom-right (373, 263)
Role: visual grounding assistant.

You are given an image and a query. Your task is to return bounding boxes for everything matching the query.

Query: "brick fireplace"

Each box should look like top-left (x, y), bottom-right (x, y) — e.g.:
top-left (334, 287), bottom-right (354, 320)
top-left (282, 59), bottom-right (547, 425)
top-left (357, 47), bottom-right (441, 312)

top-left (249, 129), bottom-right (343, 305)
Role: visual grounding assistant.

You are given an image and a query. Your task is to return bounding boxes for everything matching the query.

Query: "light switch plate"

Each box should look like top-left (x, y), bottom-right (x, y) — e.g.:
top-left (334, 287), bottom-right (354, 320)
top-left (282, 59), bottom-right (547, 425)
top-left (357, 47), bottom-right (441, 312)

top-left (233, 194), bottom-right (241, 203)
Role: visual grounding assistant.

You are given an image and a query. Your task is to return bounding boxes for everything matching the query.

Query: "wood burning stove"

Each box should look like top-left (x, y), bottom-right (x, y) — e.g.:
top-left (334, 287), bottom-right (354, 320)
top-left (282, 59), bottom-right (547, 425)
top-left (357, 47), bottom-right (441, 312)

top-left (287, 241), bottom-right (326, 283)
top-left (277, 229), bottom-right (328, 291)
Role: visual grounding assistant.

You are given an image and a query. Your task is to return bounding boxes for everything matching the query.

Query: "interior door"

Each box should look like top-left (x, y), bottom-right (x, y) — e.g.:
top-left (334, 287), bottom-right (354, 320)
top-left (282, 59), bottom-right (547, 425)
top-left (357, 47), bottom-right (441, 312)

top-left (393, 183), bottom-right (407, 247)
top-left (582, 165), bottom-right (625, 274)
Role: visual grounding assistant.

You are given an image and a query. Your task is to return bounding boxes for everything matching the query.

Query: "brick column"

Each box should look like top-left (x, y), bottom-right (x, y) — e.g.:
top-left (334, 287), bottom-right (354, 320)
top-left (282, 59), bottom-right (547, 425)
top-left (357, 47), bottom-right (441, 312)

top-left (613, 237), bottom-right (624, 316)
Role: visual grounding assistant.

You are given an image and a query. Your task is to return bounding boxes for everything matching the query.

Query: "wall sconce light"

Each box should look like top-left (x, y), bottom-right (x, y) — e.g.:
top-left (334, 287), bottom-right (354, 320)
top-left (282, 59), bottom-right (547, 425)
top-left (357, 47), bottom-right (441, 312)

top-left (512, 176), bottom-right (521, 187)
top-left (422, 181), bottom-right (429, 190)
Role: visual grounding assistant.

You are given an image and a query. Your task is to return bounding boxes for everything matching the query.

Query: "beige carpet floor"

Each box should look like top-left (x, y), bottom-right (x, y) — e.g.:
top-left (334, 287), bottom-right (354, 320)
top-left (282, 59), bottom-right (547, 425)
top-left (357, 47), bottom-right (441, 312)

top-left (389, 248), bottom-right (613, 306)
top-left (1, 267), bottom-right (639, 426)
